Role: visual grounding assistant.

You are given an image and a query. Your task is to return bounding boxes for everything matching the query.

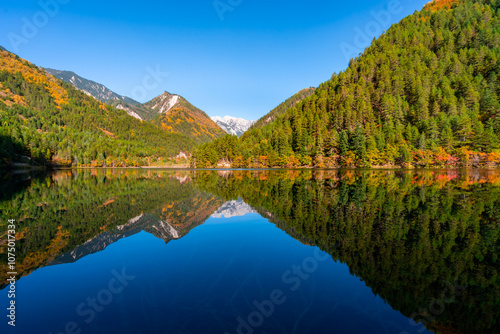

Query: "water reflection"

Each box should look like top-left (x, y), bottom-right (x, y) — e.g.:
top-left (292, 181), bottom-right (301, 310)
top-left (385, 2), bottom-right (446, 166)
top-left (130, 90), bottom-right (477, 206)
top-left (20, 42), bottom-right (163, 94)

top-left (0, 169), bottom-right (498, 334)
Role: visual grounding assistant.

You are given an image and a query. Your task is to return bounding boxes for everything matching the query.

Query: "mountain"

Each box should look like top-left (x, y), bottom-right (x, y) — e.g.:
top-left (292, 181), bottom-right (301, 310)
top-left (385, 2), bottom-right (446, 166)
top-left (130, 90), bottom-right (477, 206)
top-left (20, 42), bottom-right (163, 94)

top-left (211, 116), bottom-right (255, 137)
top-left (211, 199), bottom-right (257, 218)
top-left (146, 91), bottom-right (227, 143)
top-left (0, 48), bottom-right (195, 167)
top-left (46, 69), bottom-right (226, 141)
top-left (45, 68), bottom-right (139, 105)
top-left (0, 46), bottom-right (6, 52)
top-left (145, 91), bottom-right (181, 114)
top-left (194, 0), bottom-right (500, 169)
top-left (44, 68), bottom-right (159, 121)
top-left (250, 87), bottom-right (316, 130)
top-left (50, 214), bottom-right (186, 265)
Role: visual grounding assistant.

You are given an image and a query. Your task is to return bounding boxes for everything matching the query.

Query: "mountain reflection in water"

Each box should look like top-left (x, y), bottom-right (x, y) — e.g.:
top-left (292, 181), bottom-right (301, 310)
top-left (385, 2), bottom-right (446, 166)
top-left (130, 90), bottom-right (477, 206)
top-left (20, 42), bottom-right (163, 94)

top-left (0, 169), bottom-right (498, 334)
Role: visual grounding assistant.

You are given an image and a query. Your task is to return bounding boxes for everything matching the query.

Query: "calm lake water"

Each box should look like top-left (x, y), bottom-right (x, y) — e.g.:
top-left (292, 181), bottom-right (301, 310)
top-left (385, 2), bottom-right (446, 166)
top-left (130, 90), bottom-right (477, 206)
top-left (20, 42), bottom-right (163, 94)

top-left (0, 169), bottom-right (498, 334)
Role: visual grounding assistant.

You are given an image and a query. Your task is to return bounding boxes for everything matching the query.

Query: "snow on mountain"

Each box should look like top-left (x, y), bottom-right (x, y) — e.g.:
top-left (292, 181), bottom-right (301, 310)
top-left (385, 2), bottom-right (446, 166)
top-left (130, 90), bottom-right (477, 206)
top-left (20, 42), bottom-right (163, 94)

top-left (211, 116), bottom-right (255, 137)
top-left (211, 199), bottom-right (257, 219)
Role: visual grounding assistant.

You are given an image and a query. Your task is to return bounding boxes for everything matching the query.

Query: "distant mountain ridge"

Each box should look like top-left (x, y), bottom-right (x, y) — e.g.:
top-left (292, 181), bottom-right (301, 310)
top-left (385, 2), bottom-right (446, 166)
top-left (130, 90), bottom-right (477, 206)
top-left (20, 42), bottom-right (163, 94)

top-left (45, 68), bottom-right (139, 105)
top-left (43, 67), bottom-right (264, 142)
top-left (44, 68), bottom-right (161, 121)
top-left (211, 116), bottom-right (255, 137)
top-left (43, 68), bottom-right (226, 143)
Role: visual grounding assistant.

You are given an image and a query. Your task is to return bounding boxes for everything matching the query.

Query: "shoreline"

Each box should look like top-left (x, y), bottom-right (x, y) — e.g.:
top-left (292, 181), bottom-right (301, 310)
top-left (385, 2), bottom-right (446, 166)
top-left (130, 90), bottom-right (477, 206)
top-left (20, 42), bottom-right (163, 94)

top-left (3, 166), bottom-right (499, 172)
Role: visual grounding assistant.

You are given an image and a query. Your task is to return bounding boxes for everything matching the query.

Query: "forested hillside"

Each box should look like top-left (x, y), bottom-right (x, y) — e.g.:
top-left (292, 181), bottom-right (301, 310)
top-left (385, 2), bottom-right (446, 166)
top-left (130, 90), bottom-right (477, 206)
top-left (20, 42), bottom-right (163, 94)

top-left (249, 87), bottom-right (316, 130)
top-left (194, 0), bottom-right (500, 168)
top-left (0, 50), bottom-right (194, 167)
top-left (146, 92), bottom-right (227, 143)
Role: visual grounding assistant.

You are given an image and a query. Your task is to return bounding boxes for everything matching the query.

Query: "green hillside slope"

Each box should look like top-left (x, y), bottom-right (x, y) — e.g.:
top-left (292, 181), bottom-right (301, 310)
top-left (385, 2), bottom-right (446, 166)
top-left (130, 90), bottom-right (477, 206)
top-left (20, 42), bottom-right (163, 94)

top-left (0, 50), bottom-right (194, 167)
top-left (250, 87), bottom-right (316, 130)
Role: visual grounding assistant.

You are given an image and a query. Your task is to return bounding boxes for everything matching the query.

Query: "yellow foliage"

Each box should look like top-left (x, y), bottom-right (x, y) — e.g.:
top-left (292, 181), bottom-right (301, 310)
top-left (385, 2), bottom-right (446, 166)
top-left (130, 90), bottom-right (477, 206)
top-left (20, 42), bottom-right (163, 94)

top-left (0, 52), bottom-right (69, 108)
top-left (0, 82), bottom-right (27, 107)
top-left (0, 226), bottom-right (69, 283)
top-left (99, 197), bottom-right (116, 208)
top-left (343, 151), bottom-right (357, 167)
top-left (98, 128), bottom-right (115, 138)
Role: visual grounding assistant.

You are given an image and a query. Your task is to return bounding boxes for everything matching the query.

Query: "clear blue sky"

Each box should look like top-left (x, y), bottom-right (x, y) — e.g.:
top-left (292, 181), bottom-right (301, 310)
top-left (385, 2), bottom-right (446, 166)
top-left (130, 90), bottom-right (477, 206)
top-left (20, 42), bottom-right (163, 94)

top-left (0, 0), bottom-right (428, 120)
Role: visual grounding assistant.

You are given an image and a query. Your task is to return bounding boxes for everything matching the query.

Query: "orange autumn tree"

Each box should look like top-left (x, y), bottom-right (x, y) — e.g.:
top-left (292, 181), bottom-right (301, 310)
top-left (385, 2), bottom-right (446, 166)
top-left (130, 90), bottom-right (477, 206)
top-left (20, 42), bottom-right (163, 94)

top-left (424, 0), bottom-right (460, 12)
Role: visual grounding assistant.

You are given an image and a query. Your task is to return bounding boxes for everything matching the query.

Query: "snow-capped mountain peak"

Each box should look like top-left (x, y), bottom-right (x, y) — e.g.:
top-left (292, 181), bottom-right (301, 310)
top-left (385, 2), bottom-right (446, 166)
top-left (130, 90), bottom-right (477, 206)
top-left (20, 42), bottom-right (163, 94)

top-left (211, 199), bottom-right (257, 219)
top-left (211, 116), bottom-right (255, 137)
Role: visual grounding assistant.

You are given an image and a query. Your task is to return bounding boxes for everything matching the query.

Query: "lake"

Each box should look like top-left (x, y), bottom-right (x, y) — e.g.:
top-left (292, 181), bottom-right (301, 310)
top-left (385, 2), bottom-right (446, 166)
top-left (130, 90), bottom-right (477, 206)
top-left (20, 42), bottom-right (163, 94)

top-left (0, 169), bottom-right (498, 334)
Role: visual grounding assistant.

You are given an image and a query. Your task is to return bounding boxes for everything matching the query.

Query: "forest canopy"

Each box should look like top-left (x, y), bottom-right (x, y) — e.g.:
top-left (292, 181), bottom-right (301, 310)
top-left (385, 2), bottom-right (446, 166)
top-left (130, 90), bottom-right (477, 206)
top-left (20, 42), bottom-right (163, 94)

top-left (194, 0), bottom-right (500, 168)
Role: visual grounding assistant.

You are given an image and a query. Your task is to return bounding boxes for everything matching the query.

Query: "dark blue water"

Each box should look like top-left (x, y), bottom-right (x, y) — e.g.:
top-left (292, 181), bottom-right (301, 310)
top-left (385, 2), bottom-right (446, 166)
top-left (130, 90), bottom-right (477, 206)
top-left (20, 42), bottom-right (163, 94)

top-left (2, 214), bottom-right (426, 334)
top-left (2, 169), bottom-right (498, 334)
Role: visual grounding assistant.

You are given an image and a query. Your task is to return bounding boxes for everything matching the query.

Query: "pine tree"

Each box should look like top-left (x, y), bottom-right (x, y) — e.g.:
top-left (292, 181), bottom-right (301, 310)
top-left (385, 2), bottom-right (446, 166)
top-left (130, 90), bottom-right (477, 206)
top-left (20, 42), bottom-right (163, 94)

top-left (456, 112), bottom-right (473, 144)
top-left (315, 130), bottom-right (324, 157)
top-left (418, 133), bottom-right (427, 150)
top-left (481, 87), bottom-right (500, 116)
top-left (478, 121), bottom-right (499, 152)
top-left (399, 144), bottom-right (412, 167)
top-left (339, 130), bottom-right (350, 157)
top-left (440, 125), bottom-right (455, 151)
top-left (352, 126), bottom-right (367, 163)
top-left (376, 132), bottom-right (386, 152)
top-left (324, 129), bottom-right (339, 157)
